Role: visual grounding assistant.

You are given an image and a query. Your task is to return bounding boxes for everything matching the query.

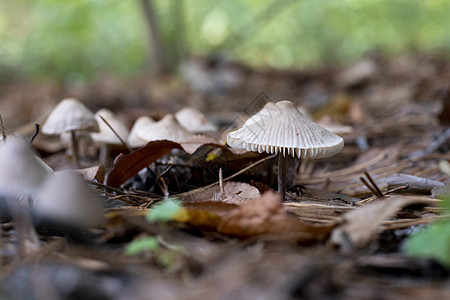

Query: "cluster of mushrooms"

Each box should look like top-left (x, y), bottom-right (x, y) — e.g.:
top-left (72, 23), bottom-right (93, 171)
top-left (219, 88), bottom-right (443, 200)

top-left (0, 98), bottom-right (344, 230)
top-left (42, 98), bottom-right (218, 168)
top-left (0, 137), bottom-right (102, 227)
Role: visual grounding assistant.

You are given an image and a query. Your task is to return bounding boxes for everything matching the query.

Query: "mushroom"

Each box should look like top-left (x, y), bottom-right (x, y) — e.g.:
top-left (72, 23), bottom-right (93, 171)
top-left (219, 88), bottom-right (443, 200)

top-left (90, 108), bottom-right (129, 164)
top-left (42, 98), bottom-right (99, 168)
top-left (36, 170), bottom-right (103, 227)
top-left (175, 107), bottom-right (217, 133)
top-left (0, 137), bottom-right (52, 200)
top-left (136, 113), bottom-right (193, 143)
top-left (127, 116), bottom-right (155, 148)
top-left (227, 100), bottom-right (344, 199)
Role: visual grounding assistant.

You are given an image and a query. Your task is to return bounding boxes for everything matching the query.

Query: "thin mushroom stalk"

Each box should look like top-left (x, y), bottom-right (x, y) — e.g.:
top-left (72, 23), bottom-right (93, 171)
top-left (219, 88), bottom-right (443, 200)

top-left (278, 154), bottom-right (287, 200)
top-left (70, 130), bottom-right (80, 168)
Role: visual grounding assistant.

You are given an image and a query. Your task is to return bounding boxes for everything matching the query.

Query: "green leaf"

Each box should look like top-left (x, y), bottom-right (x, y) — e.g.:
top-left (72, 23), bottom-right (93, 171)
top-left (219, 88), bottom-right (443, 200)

top-left (125, 236), bottom-right (159, 255)
top-left (404, 194), bottom-right (450, 267)
top-left (440, 193), bottom-right (450, 213)
top-left (146, 198), bottom-right (182, 223)
top-left (405, 221), bottom-right (450, 267)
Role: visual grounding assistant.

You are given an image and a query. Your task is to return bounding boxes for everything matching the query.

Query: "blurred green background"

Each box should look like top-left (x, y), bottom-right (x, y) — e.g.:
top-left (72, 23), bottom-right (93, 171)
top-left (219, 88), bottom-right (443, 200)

top-left (0, 0), bottom-right (449, 82)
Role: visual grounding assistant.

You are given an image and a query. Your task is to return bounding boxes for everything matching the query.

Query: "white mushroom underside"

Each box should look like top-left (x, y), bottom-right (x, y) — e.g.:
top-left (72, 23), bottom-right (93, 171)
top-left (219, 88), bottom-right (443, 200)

top-left (227, 137), bottom-right (343, 159)
top-left (226, 101), bottom-right (344, 159)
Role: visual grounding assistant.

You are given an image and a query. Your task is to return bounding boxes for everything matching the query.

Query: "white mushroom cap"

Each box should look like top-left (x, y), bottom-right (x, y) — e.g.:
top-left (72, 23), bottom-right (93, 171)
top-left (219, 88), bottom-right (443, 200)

top-left (127, 116), bottom-right (155, 148)
top-left (90, 108), bottom-right (129, 145)
top-left (227, 100), bottom-right (344, 159)
top-left (35, 170), bottom-right (103, 227)
top-left (136, 114), bottom-right (193, 143)
top-left (242, 102), bottom-right (277, 127)
top-left (175, 107), bottom-right (217, 133)
top-left (42, 98), bottom-right (99, 134)
top-left (0, 137), bottom-right (52, 197)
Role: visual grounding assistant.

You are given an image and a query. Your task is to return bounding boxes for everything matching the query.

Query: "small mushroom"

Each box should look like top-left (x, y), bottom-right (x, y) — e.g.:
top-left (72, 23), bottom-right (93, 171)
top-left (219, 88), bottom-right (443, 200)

top-left (136, 113), bottom-right (193, 143)
top-left (90, 108), bottom-right (129, 164)
top-left (35, 170), bottom-right (103, 227)
top-left (227, 100), bottom-right (344, 199)
top-left (0, 137), bottom-right (52, 200)
top-left (42, 98), bottom-right (99, 168)
top-left (127, 116), bottom-right (155, 148)
top-left (175, 107), bottom-right (217, 133)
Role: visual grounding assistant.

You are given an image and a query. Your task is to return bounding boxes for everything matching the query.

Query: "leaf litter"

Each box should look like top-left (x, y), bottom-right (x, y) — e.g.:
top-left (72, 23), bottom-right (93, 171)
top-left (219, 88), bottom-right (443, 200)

top-left (0, 54), bottom-right (449, 299)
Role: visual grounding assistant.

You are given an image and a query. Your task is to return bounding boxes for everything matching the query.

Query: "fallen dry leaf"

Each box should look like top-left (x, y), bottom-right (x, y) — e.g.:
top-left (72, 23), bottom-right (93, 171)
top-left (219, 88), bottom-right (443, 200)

top-left (107, 140), bottom-right (183, 187)
top-left (331, 196), bottom-right (435, 251)
top-left (217, 191), bottom-right (334, 242)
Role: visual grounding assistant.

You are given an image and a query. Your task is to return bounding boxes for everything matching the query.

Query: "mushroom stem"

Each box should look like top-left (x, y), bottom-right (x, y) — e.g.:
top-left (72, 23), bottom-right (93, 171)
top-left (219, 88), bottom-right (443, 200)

top-left (277, 154), bottom-right (287, 200)
top-left (99, 143), bottom-right (111, 167)
top-left (70, 130), bottom-right (80, 168)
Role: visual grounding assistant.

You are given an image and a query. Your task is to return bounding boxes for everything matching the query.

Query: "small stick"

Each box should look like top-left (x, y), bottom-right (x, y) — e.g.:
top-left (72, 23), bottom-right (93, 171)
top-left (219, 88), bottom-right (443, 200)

top-left (29, 124), bottom-right (40, 145)
top-left (384, 184), bottom-right (409, 195)
top-left (359, 176), bottom-right (379, 196)
top-left (98, 115), bottom-right (132, 152)
top-left (364, 171), bottom-right (383, 197)
top-left (0, 115), bottom-right (5, 140)
top-left (219, 168), bottom-right (224, 194)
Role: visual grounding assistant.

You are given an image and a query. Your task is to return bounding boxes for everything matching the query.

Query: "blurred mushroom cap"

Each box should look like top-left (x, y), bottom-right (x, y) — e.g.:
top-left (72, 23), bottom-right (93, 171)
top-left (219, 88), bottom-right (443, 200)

top-left (136, 114), bottom-right (193, 143)
top-left (90, 108), bottom-right (129, 145)
top-left (35, 170), bottom-right (103, 227)
top-left (227, 100), bottom-right (344, 159)
top-left (175, 107), bottom-right (217, 133)
top-left (0, 137), bottom-right (52, 197)
top-left (42, 98), bottom-right (99, 134)
top-left (127, 116), bottom-right (155, 148)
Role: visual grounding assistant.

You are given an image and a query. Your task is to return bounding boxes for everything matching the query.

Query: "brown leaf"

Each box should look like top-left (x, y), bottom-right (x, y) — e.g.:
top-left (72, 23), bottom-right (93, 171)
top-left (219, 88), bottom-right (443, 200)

top-left (217, 191), bottom-right (334, 242)
top-left (179, 202), bottom-right (238, 231)
top-left (250, 180), bottom-right (274, 195)
top-left (107, 140), bottom-right (183, 187)
top-left (331, 196), bottom-right (434, 251)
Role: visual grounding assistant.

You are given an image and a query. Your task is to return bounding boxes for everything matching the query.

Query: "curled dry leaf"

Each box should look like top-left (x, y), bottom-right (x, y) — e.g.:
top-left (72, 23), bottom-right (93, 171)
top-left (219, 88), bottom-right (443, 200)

top-left (331, 196), bottom-right (435, 251)
top-left (107, 140), bottom-right (183, 187)
top-left (216, 191), bottom-right (334, 242)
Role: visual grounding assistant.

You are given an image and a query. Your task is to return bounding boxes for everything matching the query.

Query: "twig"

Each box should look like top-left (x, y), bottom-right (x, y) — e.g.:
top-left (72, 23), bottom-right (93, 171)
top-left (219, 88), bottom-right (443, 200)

top-left (98, 115), bottom-right (131, 152)
top-left (29, 124), bottom-right (40, 145)
top-left (219, 168), bottom-right (224, 194)
top-left (359, 177), bottom-right (379, 196)
top-left (0, 115), bottom-right (6, 140)
top-left (88, 180), bottom-right (132, 195)
top-left (364, 171), bottom-right (383, 197)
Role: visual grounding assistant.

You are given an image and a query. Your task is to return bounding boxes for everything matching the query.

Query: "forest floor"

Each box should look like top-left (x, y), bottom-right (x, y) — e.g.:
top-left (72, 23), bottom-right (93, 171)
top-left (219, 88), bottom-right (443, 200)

top-left (0, 53), bottom-right (449, 299)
